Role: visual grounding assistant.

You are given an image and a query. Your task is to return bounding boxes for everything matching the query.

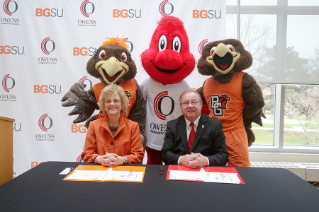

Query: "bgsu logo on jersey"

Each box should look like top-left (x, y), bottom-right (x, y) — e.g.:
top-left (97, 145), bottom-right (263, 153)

top-left (209, 94), bottom-right (231, 116)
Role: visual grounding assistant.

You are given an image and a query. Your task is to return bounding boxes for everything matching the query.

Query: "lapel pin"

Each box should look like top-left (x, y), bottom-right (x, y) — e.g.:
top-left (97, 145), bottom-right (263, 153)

top-left (202, 125), bottom-right (204, 128)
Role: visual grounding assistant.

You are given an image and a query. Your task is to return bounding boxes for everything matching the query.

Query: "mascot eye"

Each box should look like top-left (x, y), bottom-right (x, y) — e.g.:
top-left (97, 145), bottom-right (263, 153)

top-left (158, 35), bottom-right (167, 52)
top-left (172, 36), bottom-right (181, 53)
top-left (99, 50), bottom-right (107, 59)
top-left (210, 47), bottom-right (217, 55)
top-left (120, 52), bottom-right (127, 62)
top-left (227, 44), bottom-right (235, 52)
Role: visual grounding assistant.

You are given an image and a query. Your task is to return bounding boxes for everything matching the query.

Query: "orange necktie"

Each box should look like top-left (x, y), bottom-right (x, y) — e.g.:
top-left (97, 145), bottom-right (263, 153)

top-left (188, 122), bottom-right (195, 153)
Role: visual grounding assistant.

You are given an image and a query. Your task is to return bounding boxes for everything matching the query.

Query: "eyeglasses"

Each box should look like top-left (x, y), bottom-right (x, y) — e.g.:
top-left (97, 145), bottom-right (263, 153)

top-left (181, 101), bottom-right (201, 106)
top-left (105, 99), bottom-right (121, 104)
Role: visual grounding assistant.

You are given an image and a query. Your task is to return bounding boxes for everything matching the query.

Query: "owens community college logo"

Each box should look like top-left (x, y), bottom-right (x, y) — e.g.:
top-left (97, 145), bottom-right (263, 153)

top-left (36, 114), bottom-right (55, 141)
top-left (41, 37), bottom-right (55, 55)
top-left (38, 114), bottom-right (53, 132)
top-left (1, 0), bottom-right (19, 25)
top-left (210, 94), bottom-right (231, 116)
top-left (2, 74), bottom-right (15, 92)
top-left (3, 0), bottom-right (18, 16)
top-left (38, 37), bottom-right (57, 64)
top-left (78, 0), bottom-right (96, 26)
top-left (154, 91), bottom-right (175, 120)
top-left (159, 0), bottom-right (174, 16)
top-left (76, 155), bottom-right (83, 162)
top-left (79, 76), bottom-right (92, 90)
top-left (80, 0), bottom-right (95, 17)
top-left (198, 39), bottom-right (208, 55)
top-left (124, 38), bottom-right (133, 52)
top-left (0, 74), bottom-right (16, 101)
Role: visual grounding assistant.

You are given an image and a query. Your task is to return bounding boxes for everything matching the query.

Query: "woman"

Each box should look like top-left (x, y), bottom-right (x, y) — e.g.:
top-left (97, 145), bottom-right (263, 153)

top-left (81, 84), bottom-right (144, 167)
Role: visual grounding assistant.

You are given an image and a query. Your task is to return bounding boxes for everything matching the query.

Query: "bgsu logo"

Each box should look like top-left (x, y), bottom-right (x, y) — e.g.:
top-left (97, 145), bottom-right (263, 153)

top-left (73, 47), bottom-right (97, 56)
top-left (71, 124), bottom-right (87, 133)
top-left (209, 94), bottom-right (231, 116)
top-left (80, 0), bottom-right (95, 17)
top-left (193, 10), bottom-right (222, 19)
top-left (34, 85), bottom-right (61, 94)
top-left (35, 8), bottom-right (64, 17)
top-left (113, 9), bottom-right (141, 18)
top-left (41, 37), bottom-right (55, 55)
top-left (2, 74), bottom-right (15, 92)
top-left (0, 45), bottom-right (25, 55)
top-left (3, 0), bottom-right (18, 16)
top-left (159, 0), bottom-right (174, 16)
top-left (154, 91), bottom-right (175, 120)
top-left (38, 114), bottom-right (53, 132)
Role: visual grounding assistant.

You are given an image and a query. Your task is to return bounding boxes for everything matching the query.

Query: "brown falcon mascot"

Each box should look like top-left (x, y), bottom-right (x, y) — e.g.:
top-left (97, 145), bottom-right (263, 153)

top-left (197, 39), bottom-right (265, 167)
top-left (61, 38), bottom-right (146, 144)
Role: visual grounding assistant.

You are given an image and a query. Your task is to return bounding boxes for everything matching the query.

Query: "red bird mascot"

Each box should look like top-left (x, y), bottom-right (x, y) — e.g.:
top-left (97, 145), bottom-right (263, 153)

top-left (140, 16), bottom-right (195, 164)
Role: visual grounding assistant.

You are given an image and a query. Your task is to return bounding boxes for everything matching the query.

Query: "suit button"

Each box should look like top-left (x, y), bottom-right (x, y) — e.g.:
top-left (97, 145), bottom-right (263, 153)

top-left (111, 142), bottom-right (113, 145)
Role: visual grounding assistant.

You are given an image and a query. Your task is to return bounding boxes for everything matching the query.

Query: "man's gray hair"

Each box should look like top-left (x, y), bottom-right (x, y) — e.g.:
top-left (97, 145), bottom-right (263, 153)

top-left (179, 90), bottom-right (202, 103)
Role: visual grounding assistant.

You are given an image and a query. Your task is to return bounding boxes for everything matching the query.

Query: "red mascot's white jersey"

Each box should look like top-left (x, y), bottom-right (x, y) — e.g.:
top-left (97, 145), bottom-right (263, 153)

top-left (141, 78), bottom-right (190, 151)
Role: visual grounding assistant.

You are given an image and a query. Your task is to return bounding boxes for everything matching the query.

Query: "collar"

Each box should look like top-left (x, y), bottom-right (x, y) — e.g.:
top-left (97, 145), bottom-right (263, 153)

top-left (184, 115), bottom-right (201, 128)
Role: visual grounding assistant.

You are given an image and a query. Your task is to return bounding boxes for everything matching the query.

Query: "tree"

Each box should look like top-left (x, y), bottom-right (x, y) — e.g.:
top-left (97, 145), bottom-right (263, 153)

top-left (285, 85), bottom-right (319, 146)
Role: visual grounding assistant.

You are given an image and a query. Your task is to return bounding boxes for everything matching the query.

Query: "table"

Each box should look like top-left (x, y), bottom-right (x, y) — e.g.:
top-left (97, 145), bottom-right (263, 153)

top-left (0, 162), bottom-right (318, 212)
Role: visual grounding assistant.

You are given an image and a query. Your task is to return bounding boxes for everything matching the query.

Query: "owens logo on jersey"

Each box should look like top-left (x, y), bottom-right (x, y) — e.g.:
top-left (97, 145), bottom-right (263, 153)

top-left (210, 94), bottom-right (231, 116)
top-left (154, 91), bottom-right (175, 120)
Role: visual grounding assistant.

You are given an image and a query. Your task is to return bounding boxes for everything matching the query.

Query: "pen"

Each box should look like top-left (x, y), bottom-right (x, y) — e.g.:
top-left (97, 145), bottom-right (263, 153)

top-left (161, 167), bottom-right (163, 175)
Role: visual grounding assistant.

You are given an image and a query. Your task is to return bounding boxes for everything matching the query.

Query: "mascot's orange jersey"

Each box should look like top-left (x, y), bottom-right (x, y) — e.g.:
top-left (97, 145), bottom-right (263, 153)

top-left (93, 79), bottom-right (137, 119)
top-left (203, 72), bottom-right (246, 132)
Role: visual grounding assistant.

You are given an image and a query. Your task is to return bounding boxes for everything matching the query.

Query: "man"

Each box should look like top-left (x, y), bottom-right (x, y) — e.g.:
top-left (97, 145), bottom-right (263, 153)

top-left (161, 90), bottom-right (228, 168)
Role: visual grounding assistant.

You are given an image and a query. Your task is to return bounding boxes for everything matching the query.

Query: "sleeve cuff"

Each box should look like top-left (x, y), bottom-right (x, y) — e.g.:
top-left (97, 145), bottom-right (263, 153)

top-left (205, 157), bottom-right (210, 166)
top-left (177, 156), bottom-right (181, 165)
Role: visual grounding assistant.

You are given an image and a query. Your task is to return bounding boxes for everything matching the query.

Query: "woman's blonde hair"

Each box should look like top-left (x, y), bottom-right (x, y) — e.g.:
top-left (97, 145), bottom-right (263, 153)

top-left (98, 84), bottom-right (128, 114)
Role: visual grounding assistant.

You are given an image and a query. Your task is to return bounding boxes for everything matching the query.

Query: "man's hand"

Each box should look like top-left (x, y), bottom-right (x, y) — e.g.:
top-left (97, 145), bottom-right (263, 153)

top-left (180, 153), bottom-right (208, 168)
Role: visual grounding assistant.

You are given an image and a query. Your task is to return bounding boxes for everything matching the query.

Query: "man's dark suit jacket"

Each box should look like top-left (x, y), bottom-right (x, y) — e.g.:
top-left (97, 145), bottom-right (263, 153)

top-left (161, 114), bottom-right (228, 166)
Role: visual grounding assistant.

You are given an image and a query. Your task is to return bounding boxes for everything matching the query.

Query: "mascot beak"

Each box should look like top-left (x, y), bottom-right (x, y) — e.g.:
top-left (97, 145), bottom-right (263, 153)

top-left (95, 57), bottom-right (129, 84)
top-left (206, 43), bottom-right (240, 75)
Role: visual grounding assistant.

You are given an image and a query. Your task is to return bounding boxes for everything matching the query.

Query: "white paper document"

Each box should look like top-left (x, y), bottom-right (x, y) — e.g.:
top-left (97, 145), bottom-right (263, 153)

top-left (169, 168), bottom-right (241, 184)
top-left (65, 168), bottom-right (144, 182)
top-left (65, 170), bottom-right (111, 181)
top-left (103, 170), bottom-right (144, 182)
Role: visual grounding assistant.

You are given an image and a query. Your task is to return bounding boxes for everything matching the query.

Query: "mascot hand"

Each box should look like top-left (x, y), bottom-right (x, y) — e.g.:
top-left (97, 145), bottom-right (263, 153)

top-left (61, 82), bottom-right (98, 123)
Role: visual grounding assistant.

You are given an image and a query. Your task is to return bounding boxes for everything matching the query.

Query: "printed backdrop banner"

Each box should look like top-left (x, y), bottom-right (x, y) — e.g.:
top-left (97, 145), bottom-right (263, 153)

top-left (0, 0), bottom-right (225, 176)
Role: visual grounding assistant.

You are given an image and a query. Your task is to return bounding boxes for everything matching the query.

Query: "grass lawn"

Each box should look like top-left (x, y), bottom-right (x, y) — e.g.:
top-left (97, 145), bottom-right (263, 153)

top-left (252, 129), bottom-right (319, 146)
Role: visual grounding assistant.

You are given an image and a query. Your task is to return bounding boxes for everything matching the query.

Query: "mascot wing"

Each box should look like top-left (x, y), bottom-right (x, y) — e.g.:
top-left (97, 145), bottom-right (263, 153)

top-left (242, 74), bottom-right (265, 146)
top-left (61, 82), bottom-right (98, 124)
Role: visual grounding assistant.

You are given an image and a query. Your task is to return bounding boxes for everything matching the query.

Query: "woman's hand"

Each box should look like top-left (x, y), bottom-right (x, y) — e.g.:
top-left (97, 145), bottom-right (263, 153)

top-left (95, 153), bottom-right (125, 167)
top-left (106, 156), bottom-right (125, 167)
top-left (94, 153), bottom-right (118, 165)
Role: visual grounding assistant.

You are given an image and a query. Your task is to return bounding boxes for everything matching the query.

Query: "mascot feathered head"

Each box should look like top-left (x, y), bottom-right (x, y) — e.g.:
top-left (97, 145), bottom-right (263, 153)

top-left (87, 37), bottom-right (137, 85)
top-left (141, 16), bottom-right (195, 85)
top-left (197, 39), bottom-right (252, 77)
